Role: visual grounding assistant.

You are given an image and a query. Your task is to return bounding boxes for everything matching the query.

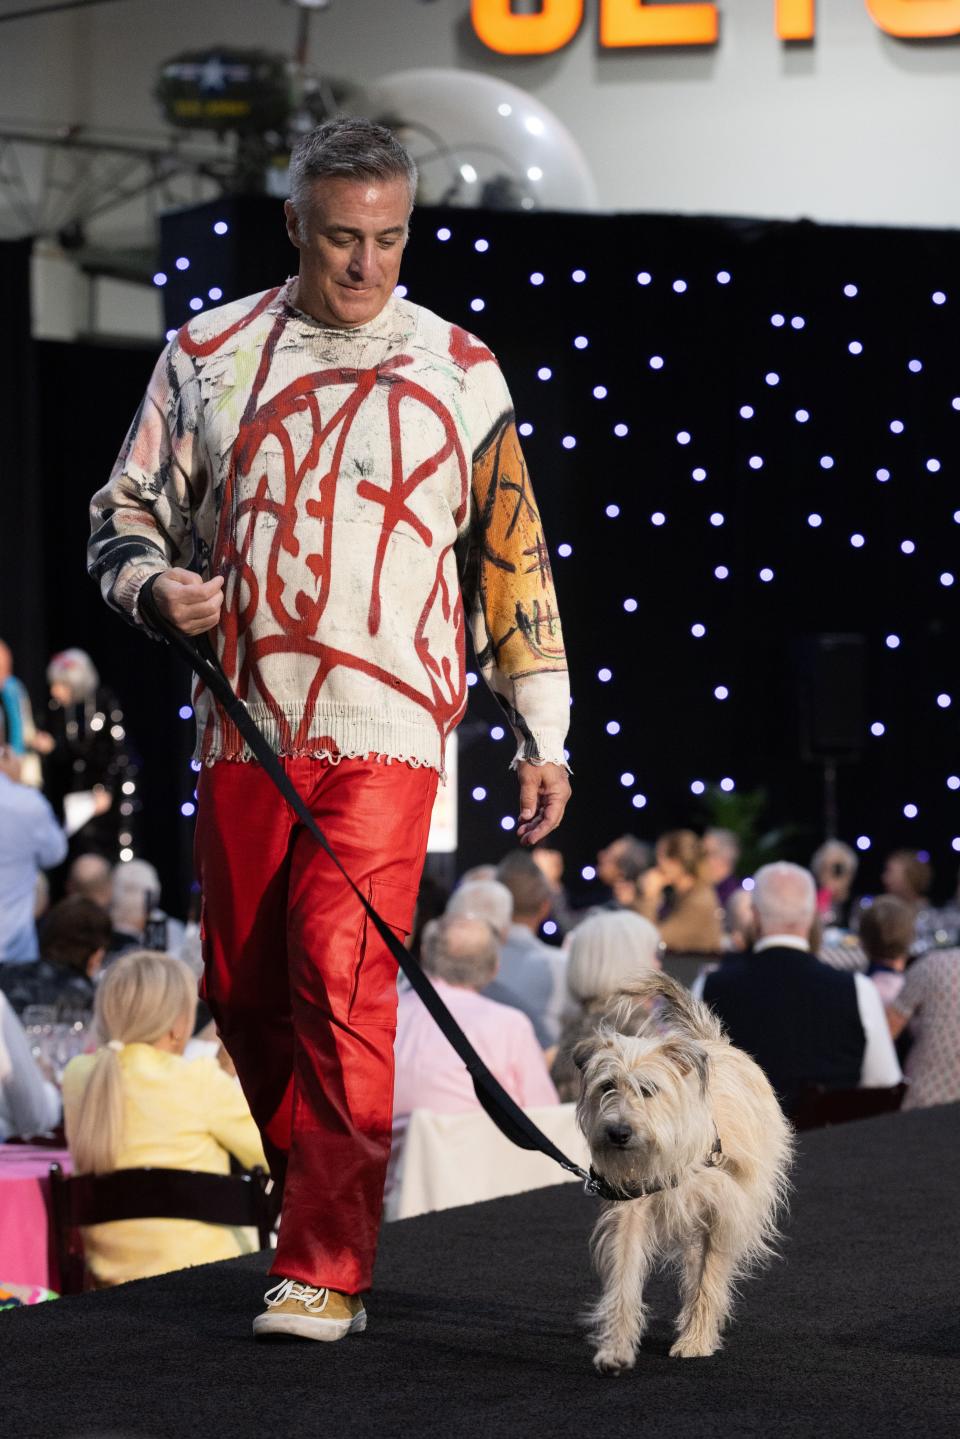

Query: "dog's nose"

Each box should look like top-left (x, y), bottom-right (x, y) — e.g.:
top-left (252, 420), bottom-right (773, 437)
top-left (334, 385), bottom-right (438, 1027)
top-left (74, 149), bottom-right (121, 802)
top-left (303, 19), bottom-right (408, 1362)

top-left (605, 1124), bottom-right (632, 1148)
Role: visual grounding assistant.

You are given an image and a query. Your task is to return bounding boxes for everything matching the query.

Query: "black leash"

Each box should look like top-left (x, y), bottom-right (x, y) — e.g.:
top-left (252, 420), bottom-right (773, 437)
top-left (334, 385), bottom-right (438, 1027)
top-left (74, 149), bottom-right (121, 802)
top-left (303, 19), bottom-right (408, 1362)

top-left (138, 582), bottom-right (625, 1197)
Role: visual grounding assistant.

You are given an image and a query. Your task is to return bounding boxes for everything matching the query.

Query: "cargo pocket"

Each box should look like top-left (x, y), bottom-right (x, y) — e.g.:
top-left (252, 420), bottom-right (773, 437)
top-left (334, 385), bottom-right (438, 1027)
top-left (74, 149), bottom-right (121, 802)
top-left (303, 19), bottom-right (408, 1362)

top-left (348, 877), bottom-right (420, 1027)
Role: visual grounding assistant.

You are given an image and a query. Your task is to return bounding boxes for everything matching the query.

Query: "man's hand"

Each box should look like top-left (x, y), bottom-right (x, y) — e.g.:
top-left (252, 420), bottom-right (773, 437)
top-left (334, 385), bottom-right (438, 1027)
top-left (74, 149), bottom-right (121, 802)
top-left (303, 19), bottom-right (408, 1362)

top-left (516, 761), bottom-right (571, 847)
top-left (152, 567), bottom-right (224, 636)
top-left (640, 867), bottom-right (668, 903)
top-left (92, 785), bottom-right (113, 817)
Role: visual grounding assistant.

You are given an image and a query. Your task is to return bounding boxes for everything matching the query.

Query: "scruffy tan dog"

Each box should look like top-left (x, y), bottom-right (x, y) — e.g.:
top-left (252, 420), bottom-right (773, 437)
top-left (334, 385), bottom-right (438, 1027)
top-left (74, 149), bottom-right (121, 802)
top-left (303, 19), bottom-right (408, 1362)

top-left (575, 972), bottom-right (793, 1373)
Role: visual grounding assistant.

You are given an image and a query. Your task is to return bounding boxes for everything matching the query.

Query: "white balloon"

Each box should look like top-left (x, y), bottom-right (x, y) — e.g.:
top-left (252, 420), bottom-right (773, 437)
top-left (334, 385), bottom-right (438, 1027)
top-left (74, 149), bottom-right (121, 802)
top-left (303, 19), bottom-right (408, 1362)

top-left (349, 68), bottom-right (597, 212)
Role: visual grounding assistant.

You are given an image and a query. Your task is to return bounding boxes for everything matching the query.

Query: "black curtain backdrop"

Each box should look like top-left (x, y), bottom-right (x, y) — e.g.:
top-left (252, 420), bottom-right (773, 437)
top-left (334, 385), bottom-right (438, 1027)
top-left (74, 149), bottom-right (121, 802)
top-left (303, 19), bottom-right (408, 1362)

top-left (21, 204), bottom-right (960, 913)
top-left (36, 340), bottom-right (196, 911)
top-left (156, 200), bottom-right (960, 904)
top-left (0, 240), bottom-right (45, 699)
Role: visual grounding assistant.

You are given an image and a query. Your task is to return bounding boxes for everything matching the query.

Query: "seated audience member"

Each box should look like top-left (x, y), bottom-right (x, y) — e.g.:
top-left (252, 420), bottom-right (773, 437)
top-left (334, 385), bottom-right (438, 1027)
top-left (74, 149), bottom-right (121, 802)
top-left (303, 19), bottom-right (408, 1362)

top-left (725, 887), bottom-right (757, 953)
top-left (62, 950), bottom-right (266, 1286)
top-left (109, 858), bottom-right (183, 957)
top-left (887, 948), bottom-right (960, 1110)
top-left (1, 896), bottom-right (111, 1018)
top-left (488, 851), bottom-right (570, 1047)
top-left (65, 853), bottom-right (114, 910)
top-left (595, 834), bottom-right (651, 909)
top-left (635, 830), bottom-right (724, 954)
top-left (881, 849), bottom-right (931, 912)
top-left (858, 896), bottom-right (914, 1006)
top-left (700, 828), bottom-right (742, 907)
top-left (550, 911), bottom-right (661, 1102)
top-left (811, 840), bottom-right (859, 929)
top-left (393, 915), bottom-right (558, 1132)
top-left (0, 747), bottom-right (67, 962)
top-left (531, 846), bottom-right (576, 936)
top-left (457, 864), bottom-right (498, 886)
top-left (0, 990), bottom-right (61, 1140)
top-left (447, 878), bottom-right (513, 941)
top-left (698, 862), bottom-right (901, 1116)
top-left (446, 878), bottom-right (519, 1010)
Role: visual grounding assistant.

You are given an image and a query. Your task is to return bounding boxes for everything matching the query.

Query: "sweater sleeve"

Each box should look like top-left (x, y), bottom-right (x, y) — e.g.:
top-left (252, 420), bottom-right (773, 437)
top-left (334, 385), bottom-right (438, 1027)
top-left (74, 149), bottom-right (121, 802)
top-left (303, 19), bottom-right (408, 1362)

top-left (460, 357), bottom-right (570, 770)
top-left (88, 338), bottom-right (206, 631)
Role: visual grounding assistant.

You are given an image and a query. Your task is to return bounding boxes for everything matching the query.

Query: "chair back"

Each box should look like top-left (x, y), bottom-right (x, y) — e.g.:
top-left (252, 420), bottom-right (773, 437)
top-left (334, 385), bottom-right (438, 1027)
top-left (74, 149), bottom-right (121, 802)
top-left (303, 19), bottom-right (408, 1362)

top-left (385, 1102), bottom-right (589, 1222)
top-left (48, 1164), bottom-right (275, 1295)
top-left (790, 1082), bottom-right (907, 1132)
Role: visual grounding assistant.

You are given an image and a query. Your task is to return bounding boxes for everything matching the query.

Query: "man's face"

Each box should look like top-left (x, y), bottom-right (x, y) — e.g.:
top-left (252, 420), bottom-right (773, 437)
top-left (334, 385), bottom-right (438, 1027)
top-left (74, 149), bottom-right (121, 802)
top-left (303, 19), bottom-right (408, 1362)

top-left (596, 841), bottom-right (625, 887)
top-left (883, 858), bottom-right (908, 898)
top-left (284, 175), bottom-right (411, 329)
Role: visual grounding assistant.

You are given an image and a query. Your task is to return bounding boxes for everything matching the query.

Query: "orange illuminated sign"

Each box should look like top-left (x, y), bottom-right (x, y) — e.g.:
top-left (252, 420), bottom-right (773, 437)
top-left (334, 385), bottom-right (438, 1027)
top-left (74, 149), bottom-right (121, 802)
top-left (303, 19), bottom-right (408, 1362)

top-left (470, 0), bottom-right (960, 49)
top-left (600, 0), bottom-right (718, 47)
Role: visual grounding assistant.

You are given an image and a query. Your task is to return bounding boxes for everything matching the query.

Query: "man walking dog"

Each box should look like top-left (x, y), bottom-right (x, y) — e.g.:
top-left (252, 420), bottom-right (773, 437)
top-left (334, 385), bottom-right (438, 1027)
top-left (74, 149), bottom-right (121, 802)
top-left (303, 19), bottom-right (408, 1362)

top-left (88, 118), bottom-right (571, 1340)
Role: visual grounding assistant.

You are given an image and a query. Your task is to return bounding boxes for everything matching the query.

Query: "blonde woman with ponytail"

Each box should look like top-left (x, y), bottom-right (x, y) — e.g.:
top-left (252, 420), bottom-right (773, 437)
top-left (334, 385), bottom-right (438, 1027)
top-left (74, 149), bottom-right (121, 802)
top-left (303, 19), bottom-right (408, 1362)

top-left (62, 950), bottom-right (266, 1285)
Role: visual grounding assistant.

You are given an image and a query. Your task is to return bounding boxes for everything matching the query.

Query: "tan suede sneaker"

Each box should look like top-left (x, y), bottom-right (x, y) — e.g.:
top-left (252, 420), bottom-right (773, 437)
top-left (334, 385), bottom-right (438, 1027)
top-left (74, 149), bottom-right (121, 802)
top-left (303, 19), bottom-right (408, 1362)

top-left (252, 1279), bottom-right (367, 1341)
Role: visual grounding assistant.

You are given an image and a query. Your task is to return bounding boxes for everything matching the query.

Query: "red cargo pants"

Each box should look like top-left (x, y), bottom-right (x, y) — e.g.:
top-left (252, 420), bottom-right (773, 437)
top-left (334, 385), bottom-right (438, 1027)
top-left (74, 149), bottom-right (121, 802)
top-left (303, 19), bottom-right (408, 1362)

top-left (194, 755), bottom-right (438, 1293)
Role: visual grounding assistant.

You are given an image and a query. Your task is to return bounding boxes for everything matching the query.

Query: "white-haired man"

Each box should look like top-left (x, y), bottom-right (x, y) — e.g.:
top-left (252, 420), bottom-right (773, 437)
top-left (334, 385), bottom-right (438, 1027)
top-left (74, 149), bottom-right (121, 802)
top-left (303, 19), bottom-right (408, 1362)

top-left (445, 875), bottom-right (534, 1016)
top-left (446, 877), bottom-right (513, 943)
top-left (87, 117), bottom-right (571, 1341)
top-left (697, 862), bottom-right (900, 1116)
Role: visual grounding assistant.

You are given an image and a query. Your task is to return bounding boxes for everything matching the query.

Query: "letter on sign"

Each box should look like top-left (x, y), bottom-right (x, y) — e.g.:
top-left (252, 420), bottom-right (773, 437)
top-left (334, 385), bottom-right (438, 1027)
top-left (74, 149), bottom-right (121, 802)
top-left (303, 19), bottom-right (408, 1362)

top-left (600, 0), bottom-right (719, 47)
top-left (776, 0), bottom-right (815, 39)
top-left (471, 0), bottom-right (585, 55)
top-left (865, 0), bottom-right (960, 36)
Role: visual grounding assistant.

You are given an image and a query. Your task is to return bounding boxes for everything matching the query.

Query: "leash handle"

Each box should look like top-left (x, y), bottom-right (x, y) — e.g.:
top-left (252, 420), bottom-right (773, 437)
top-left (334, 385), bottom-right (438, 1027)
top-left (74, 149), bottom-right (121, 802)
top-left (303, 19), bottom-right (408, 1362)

top-left (139, 579), bottom-right (592, 1186)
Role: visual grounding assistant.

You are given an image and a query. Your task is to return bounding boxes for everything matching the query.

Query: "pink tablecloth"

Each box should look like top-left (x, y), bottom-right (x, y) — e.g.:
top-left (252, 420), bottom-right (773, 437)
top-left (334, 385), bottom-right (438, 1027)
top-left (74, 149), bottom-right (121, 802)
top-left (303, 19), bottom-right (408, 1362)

top-left (0, 1145), bottom-right (72, 1290)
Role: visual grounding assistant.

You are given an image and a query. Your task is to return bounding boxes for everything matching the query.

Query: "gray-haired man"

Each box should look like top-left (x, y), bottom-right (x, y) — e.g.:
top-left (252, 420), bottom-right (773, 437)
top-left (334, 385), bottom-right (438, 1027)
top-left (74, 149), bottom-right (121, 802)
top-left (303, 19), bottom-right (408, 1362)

top-left (88, 118), bottom-right (571, 1341)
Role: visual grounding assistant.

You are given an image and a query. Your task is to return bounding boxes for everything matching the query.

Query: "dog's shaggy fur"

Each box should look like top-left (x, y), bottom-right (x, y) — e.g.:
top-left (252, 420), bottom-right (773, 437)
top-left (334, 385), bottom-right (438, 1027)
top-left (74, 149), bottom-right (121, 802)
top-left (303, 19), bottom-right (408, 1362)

top-left (575, 972), bottom-right (793, 1373)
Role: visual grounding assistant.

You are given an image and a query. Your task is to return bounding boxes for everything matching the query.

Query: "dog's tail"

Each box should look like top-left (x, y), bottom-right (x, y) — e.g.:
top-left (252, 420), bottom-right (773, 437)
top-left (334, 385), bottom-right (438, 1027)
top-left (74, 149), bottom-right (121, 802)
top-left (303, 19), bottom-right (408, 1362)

top-left (608, 970), bottom-right (726, 1044)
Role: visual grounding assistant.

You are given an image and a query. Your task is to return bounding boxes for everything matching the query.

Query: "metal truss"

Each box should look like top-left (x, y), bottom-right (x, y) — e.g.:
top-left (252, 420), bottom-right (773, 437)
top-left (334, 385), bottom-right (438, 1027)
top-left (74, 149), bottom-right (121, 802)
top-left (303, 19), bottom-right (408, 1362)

top-left (0, 120), bottom-right (236, 272)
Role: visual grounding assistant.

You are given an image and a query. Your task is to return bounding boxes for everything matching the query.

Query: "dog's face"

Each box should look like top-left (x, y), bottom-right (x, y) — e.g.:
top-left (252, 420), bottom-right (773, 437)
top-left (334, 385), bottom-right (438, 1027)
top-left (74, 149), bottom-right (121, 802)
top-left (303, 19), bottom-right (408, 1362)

top-left (575, 1027), bottom-right (715, 1192)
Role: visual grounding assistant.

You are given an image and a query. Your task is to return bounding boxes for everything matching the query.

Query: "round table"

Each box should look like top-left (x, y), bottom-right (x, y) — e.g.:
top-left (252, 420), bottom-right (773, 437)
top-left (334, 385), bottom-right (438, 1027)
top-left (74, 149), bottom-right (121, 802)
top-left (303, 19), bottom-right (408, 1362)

top-left (0, 1144), bottom-right (71, 1290)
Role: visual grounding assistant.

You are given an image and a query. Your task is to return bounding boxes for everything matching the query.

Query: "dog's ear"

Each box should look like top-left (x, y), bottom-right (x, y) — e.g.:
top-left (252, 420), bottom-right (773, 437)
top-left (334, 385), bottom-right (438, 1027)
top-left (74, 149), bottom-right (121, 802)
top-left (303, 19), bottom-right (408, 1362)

top-left (662, 1038), bottom-right (709, 1095)
top-left (572, 1037), bottom-right (594, 1073)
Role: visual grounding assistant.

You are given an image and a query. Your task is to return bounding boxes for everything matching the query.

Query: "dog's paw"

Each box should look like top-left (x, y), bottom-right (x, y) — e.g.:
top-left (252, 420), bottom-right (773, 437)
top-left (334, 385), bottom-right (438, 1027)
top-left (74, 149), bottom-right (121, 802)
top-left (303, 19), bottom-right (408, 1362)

top-left (593, 1346), bottom-right (636, 1376)
top-left (669, 1334), bottom-right (719, 1359)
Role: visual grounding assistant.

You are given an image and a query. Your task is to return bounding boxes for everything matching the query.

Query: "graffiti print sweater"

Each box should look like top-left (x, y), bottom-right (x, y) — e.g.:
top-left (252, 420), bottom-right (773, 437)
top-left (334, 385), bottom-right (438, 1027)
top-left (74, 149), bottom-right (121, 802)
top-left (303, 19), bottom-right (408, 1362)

top-left (88, 282), bottom-right (569, 775)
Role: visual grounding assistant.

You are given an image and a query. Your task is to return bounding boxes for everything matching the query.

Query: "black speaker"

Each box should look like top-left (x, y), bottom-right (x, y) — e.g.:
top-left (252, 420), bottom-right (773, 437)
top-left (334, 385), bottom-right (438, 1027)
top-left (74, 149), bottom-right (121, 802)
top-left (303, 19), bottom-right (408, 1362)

top-left (795, 634), bottom-right (865, 761)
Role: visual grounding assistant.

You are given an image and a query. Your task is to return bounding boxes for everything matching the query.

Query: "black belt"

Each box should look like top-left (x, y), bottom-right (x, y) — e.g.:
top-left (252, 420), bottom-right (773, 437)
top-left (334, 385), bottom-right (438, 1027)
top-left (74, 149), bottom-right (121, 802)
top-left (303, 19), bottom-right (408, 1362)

top-left (137, 580), bottom-right (631, 1198)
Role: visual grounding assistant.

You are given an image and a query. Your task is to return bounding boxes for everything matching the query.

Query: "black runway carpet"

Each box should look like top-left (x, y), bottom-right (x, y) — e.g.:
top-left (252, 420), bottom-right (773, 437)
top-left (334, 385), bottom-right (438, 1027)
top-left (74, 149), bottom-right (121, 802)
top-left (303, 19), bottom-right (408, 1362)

top-left (5, 1105), bottom-right (960, 1439)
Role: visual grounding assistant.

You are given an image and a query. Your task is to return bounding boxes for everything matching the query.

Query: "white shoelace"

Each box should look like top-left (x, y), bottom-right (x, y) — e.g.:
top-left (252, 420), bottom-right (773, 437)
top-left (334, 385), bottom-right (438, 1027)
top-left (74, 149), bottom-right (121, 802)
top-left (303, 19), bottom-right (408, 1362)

top-left (263, 1279), bottom-right (330, 1314)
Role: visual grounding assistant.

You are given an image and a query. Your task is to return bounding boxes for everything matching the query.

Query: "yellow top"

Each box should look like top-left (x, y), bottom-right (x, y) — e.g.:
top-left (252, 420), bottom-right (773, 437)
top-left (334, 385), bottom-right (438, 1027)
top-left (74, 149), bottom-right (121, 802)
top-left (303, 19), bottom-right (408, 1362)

top-left (62, 1043), bottom-right (267, 1286)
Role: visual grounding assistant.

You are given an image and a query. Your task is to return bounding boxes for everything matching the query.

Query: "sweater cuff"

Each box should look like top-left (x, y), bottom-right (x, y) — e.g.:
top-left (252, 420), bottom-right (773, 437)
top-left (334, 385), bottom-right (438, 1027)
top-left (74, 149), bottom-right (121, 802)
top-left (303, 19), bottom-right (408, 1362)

top-left (116, 559), bottom-right (170, 639)
top-left (510, 729), bottom-right (571, 773)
